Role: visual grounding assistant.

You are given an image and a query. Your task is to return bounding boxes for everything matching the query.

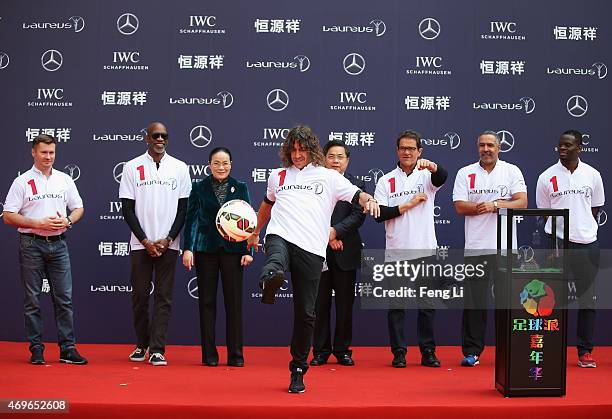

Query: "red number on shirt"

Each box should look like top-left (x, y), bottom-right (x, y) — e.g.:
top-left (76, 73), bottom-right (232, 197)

top-left (550, 176), bottom-right (558, 192)
top-left (388, 177), bottom-right (396, 193)
top-left (468, 173), bottom-right (476, 189)
top-left (278, 170), bottom-right (287, 187)
top-left (137, 165), bottom-right (145, 181)
top-left (27, 179), bottom-right (38, 195)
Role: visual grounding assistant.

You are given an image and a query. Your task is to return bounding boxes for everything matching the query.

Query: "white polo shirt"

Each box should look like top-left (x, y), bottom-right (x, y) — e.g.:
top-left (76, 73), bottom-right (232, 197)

top-left (119, 152), bottom-right (192, 251)
top-left (375, 165), bottom-right (441, 261)
top-left (453, 159), bottom-right (527, 254)
top-left (265, 163), bottom-right (359, 258)
top-left (536, 160), bottom-right (604, 244)
top-left (4, 165), bottom-right (83, 236)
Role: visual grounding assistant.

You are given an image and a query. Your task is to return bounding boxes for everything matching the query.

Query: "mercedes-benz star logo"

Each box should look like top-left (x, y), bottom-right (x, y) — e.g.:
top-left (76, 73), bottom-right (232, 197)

top-left (188, 277), bottom-right (199, 299)
top-left (566, 95), bottom-right (588, 118)
top-left (497, 130), bottom-right (515, 153)
top-left (69, 16), bottom-right (85, 33)
top-left (190, 125), bottom-right (213, 148)
top-left (343, 53), bottom-right (365, 75)
top-left (294, 55), bottom-right (310, 72)
top-left (64, 164), bottom-right (81, 181)
top-left (113, 162), bottom-right (125, 184)
top-left (117, 13), bottom-right (139, 35)
top-left (443, 131), bottom-right (461, 149)
top-left (266, 89), bottom-right (289, 111)
top-left (0, 52), bottom-right (8, 69)
top-left (217, 91), bottom-right (234, 108)
top-left (582, 133), bottom-right (590, 145)
top-left (519, 97), bottom-right (536, 114)
top-left (419, 17), bottom-right (440, 40)
top-left (592, 62), bottom-right (608, 79)
top-left (370, 19), bottom-right (386, 36)
top-left (41, 49), bottom-right (63, 72)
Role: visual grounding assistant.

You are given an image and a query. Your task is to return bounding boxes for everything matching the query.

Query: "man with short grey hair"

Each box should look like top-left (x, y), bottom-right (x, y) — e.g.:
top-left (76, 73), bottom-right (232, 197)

top-left (452, 130), bottom-right (527, 366)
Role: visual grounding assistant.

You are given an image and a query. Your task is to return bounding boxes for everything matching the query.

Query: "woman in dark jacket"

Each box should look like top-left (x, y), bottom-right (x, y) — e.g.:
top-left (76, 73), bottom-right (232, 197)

top-left (182, 147), bottom-right (253, 367)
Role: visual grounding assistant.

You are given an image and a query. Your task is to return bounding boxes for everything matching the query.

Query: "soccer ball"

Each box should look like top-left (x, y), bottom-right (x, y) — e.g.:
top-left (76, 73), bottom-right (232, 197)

top-left (215, 199), bottom-right (257, 242)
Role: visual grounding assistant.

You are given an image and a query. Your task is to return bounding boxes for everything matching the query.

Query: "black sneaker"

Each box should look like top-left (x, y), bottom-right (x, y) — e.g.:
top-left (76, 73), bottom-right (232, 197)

top-left (149, 353), bottom-right (167, 366)
top-left (59, 347), bottom-right (88, 365)
top-left (30, 346), bottom-right (45, 365)
top-left (260, 271), bottom-right (284, 305)
top-left (309, 354), bottom-right (328, 366)
top-left (336, 353), bottom-right (355, 366)
top-left (392, 350), bottom-right (406, 368)
top-left (288, 368), bottom-right (306, 393)
top-left (421, 350), bottom-right (441, 368)
top-left (129, 347), bottom-right (147, 362)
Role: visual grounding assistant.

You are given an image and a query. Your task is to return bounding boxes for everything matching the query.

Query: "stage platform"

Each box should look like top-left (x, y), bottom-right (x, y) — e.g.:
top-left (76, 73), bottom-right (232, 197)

top-left (1, 342), bottom-right (611, 418)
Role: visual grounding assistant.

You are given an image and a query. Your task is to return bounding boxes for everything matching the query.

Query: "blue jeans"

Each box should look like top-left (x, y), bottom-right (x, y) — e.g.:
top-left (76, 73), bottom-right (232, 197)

top-left (19, 234), bottom-right (75, 351)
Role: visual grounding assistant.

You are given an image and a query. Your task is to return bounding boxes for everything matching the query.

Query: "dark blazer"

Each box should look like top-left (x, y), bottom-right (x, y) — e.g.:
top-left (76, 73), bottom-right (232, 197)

top-left (183, 176), bottom-right (250, 255)
top-left (327, 173), bottom-right (366, 271)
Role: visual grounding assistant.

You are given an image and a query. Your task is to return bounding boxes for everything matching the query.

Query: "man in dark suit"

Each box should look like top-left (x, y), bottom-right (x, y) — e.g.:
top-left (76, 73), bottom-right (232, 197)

top-left (310, 140), bottom-right (366, 366)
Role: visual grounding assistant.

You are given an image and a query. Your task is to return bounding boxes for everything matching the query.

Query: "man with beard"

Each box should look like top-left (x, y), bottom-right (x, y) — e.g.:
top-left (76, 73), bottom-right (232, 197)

top-left (452, 130), bottom-right (527, 367)
top-left (247, 125), bottom-right (379, 393)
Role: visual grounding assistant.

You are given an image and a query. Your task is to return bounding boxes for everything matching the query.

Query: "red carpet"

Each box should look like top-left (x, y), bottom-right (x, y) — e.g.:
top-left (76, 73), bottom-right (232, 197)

top-left (1, 342), bottom-right (611, 418)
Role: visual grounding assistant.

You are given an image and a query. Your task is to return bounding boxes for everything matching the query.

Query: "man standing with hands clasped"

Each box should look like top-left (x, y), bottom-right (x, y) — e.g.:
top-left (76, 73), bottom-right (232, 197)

top-left (452, 130), bottom-right (527, 367)
top-left (3, 134), bottom-right (87, 365)
top-left (119, 122), bottom-right (192, 366)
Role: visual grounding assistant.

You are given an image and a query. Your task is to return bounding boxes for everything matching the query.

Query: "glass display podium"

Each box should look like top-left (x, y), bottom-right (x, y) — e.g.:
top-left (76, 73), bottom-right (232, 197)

top-left (495, 208), bottom-right (569, 397)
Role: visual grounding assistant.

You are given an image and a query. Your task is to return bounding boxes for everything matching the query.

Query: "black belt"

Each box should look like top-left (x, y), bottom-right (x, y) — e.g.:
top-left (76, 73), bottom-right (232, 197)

top-left (21, 233), bottom-right (65, 242)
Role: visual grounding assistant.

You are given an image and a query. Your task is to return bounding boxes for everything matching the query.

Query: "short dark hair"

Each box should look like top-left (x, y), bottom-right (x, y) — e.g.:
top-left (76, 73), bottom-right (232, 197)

top-left (562, 129), bottom-right (583, 146)
top-left (396, 130), bottom-right (422, 149)
top-left (323, 139), bottom-right (350, 158)
top-left (209, 146), bottom-right (232, 162)
top-left (32, 134), bottom-right (56, 149)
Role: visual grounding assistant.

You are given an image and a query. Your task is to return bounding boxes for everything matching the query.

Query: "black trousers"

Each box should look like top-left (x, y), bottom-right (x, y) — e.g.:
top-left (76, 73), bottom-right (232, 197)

top-left (461, 254), bottom-right (497, 357)
top-left (130, 249), bottom-right (178, 354)
top-left (195, 249), bottom-right (244, 364)
top-left (387, 256), bottom-right (436, 355)
top-left (313, 257), bottom-right (356, 358)
top-left (568, 240), bottom-right (599, 356)
top-left (261, 234), bottom-right (324, 374)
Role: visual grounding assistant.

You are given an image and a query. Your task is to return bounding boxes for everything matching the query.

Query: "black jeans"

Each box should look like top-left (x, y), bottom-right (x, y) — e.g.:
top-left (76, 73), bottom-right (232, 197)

top-left (568, 240), bottom-right (599, 355)
top-left (261, 235), bottom-right (324, 374)
top-left (387, 256), bottom-right (436, 355)
top-left (195, 249), bottom-right (244, 364)
top-left (313, 256), bottom-right (356, 358)
top-left (130, 249), bottom-right (178, 354)
top-left (461, 254), bottom-right (497, 357)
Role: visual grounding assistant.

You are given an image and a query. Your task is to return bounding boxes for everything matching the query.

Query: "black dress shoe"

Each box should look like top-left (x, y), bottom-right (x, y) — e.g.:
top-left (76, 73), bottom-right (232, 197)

top-left (260, 271), bottom-right (285, 304)
top-left (336, 353), bottom-right (355, 366)
top-left (228, 360), bottom-right (244, 367)
top-left (392, 351), bottom-right (406, 368)
top-left (309, 354), bottom-right (328, 366)
top-left (421, 350), bottom-right (441, 368)
top-left (203, 360), bottom-right (219, 366)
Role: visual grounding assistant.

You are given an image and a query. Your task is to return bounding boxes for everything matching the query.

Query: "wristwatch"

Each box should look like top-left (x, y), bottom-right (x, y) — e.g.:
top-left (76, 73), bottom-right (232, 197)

top-left (66, 216), bottom-right (73, 229)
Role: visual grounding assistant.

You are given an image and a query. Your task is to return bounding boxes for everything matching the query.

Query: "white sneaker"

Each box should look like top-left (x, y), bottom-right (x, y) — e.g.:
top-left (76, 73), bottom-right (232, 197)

top-left (149, 353), bottom-right (167, 366)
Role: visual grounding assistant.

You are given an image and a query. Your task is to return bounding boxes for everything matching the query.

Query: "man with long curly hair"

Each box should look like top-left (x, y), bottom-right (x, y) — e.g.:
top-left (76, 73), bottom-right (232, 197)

top-left (247, 125), bottom-right (379, 393)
